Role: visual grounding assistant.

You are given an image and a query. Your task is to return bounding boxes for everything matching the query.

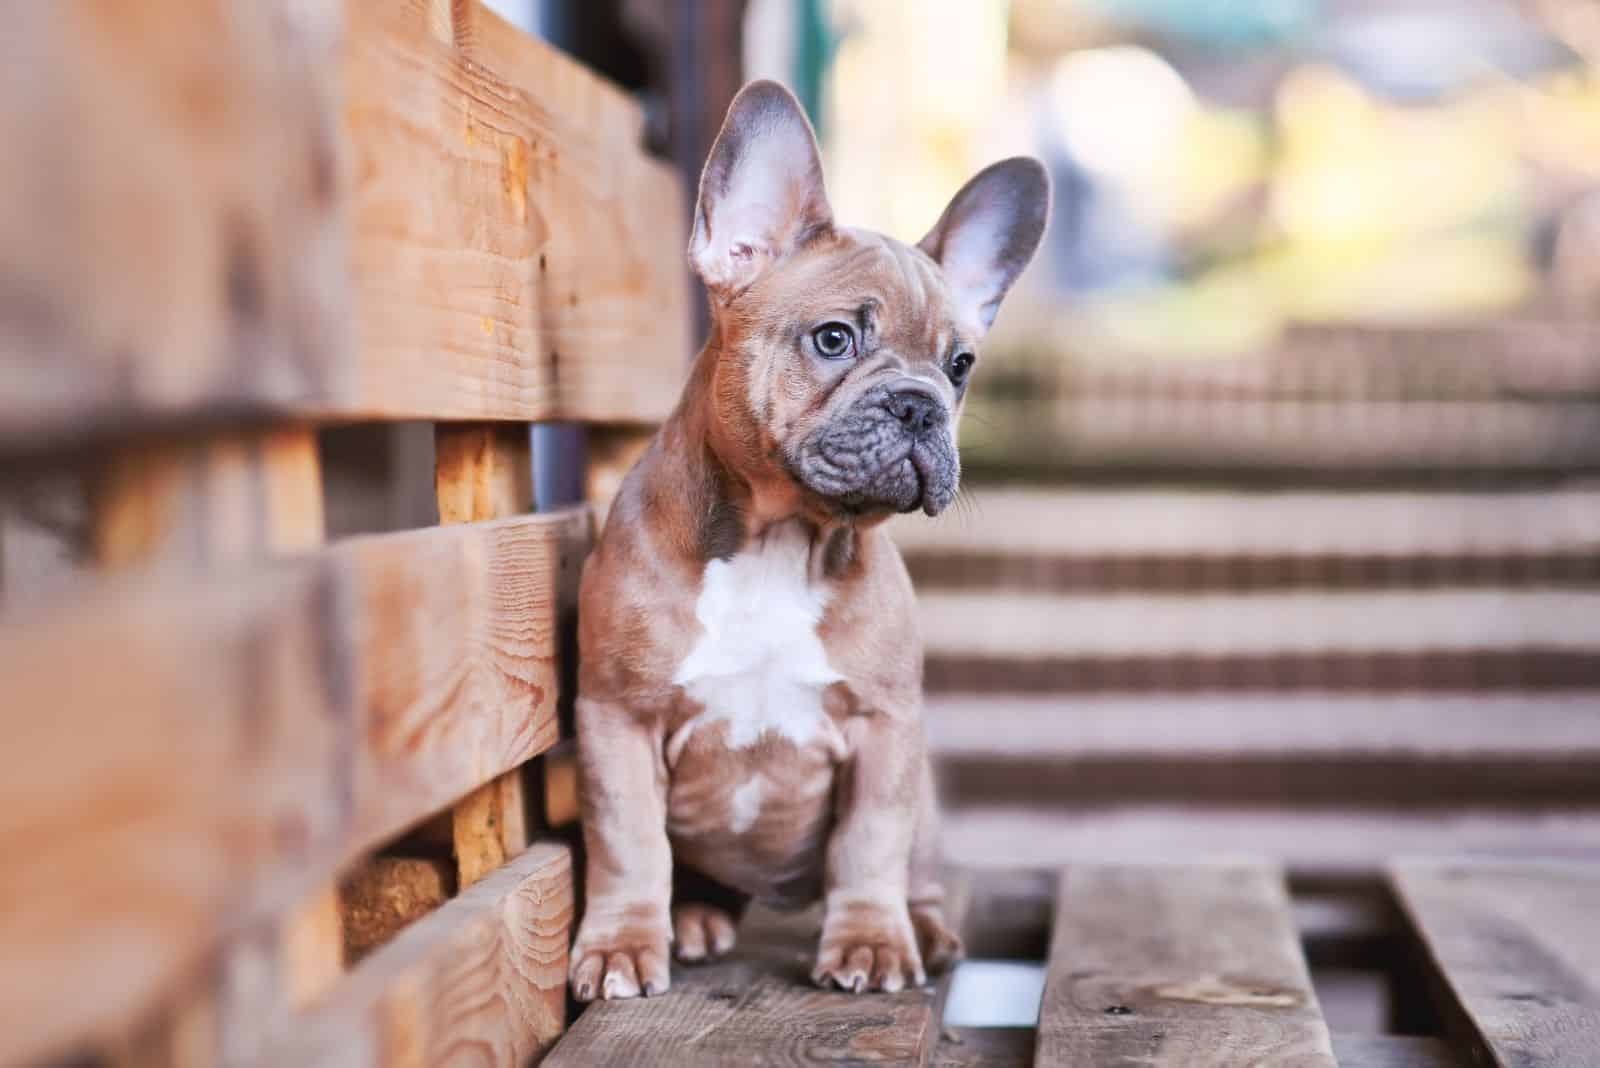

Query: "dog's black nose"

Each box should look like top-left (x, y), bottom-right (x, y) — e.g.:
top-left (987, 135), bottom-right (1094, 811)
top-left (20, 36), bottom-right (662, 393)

top-left (885, 389), bottom-right (947, 437)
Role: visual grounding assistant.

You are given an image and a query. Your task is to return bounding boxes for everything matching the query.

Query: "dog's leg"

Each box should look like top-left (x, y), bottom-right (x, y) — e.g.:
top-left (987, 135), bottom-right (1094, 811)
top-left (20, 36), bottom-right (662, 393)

top-left (671, 864), bottom-right (749, 962)
top-left (908, 753), bottom-right (963, 975)
top-left (810, 713), bottom-right (924, 993)
top-left (569, 697), bottom-right (674, 1001)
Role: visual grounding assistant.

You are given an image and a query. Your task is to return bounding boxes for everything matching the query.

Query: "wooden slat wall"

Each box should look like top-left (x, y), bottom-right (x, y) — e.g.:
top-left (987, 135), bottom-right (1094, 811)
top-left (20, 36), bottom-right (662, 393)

top-left (0, 0), bottom-right (689, 455)
top-left (0, 0), bottom-right (688, 1061)
top-left (0, 509), bottom-right (586, 1063)
top-left (275, 843), bottom-right (573, 1067)
top-left (342, 0), bottom-right (690, 425)
top-left (0, 1), bottom-right (348, 452)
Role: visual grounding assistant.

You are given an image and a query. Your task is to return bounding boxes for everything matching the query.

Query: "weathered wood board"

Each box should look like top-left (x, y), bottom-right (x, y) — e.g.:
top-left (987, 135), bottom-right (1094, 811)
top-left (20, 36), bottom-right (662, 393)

top-left (1390, 861), bottom-right (1600, 1067)
top-left (0, 0), bottom-right (691, 453)
top-left (549, 878), bottom-right (972, 1067)
top-left (0, 508), bottom-right (586, 1063)
top-left (1036, 863), bottom-right (1336, 1067)
top-left (274, 843), bottom-right (573, 1066)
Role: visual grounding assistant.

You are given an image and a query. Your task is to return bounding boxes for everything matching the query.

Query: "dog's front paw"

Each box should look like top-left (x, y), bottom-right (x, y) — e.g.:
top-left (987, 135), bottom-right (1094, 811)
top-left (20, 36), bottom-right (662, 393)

top-left (570, 904), bottom-right (671, 1002)
top-left (673, 902), bottom-right (738, 962)
top-left (810, 897), bottom-right (925, 993)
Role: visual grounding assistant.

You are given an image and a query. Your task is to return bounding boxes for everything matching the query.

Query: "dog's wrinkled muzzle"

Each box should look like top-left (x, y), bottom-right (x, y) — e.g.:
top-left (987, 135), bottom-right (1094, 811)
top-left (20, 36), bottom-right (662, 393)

top-left (793, 392), bottom-right (959, 517)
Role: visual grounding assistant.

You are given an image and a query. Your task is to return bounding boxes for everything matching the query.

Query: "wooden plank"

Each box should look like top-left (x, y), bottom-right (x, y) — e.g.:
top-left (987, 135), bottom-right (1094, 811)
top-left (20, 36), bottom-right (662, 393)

top-left (90, 426), bottom-right (344, 1058)
top-left (1389, 861), bottom-right (1600, 1066)
top-left (273, 842), bottom-right (573, 1066)
top-left (928, 695), bottom-right (1600, 806)
top-left (452, 774), bottom-right (531, 888)
top-left (1036, 864), bottom-right (1337, 1067)
top-left (436, 423), bottom-right (535, 888)
top-left (548, 875), bottom-right (974, 1067)
top-left (0, 0), bottom-right (691, 453)
top-left (0, 508), bottom-right (585, 1064)
top-left (537, 739), bottom-right (581, 829)
top-left (1329, 1034), bottom-right (1461, 1068)
top-left (341, 0), bottom-right (691, 425)
top-left (435, 424), bottom-right (532, 526)
top-left (0, 0), bottom-right (347, 453)
top-left (341, 856), bottom-right (455, 965)
top-left (342, 509), bottom-right (585, 854)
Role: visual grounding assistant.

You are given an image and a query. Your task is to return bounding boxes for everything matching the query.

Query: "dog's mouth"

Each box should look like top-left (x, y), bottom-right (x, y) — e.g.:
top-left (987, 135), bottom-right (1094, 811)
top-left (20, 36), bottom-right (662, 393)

top-left (792, 424), bottom-right (958, 518)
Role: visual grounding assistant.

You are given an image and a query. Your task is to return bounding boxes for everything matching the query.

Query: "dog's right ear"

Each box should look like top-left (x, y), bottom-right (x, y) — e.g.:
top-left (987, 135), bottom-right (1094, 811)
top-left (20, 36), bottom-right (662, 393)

top-left (690, 81), bottom-right (834, 300)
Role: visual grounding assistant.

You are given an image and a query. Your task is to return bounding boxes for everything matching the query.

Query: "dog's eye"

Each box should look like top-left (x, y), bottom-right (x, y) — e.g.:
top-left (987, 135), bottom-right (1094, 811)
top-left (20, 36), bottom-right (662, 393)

top-left (949, 352), bottom-right (976, 386)
top-left (811, 322), bottom-right (856, 360)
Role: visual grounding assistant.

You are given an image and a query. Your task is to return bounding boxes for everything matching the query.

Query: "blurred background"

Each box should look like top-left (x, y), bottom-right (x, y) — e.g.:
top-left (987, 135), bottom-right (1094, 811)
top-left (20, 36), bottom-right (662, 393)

top-left (7, 0), bottom-right (1599, 872)
top-left (466, 0), bottom-right (1600, 868)
top-left (4, 0), bottom-right (1600, 1045)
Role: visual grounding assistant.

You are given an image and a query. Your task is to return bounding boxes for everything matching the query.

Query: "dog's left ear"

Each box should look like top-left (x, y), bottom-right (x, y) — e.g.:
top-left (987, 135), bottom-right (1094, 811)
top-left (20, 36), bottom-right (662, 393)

top-left (918, 158), bottom-right (1051, 333)
top-left (690, 81), bottom-right (834, 299)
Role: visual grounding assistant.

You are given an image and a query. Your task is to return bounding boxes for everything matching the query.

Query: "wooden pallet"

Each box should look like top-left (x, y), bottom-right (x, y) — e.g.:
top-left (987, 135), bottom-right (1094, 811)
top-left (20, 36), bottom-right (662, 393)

top-left (0, 1), bottom-right (682, 1063)
top-left (547, 860), bottom-right (1600, 1067)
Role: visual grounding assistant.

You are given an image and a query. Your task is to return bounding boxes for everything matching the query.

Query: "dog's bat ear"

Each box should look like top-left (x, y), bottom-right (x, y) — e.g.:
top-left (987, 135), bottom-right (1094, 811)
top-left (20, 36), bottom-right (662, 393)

top-left (918, 157), bottom-right (1051, 334)
top-left (690, 80), bottom-right (834, 299)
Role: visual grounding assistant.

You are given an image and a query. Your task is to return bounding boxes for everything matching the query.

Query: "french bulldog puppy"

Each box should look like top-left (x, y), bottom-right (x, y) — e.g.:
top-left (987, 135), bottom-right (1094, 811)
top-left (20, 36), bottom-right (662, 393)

top-left (570, 81), bottom-right (1049, 1000)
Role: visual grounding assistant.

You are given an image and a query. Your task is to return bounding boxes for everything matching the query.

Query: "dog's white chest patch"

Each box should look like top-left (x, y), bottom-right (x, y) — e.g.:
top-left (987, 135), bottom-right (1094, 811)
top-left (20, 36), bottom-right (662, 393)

top-left (668, 525), bottom-right (845, 764)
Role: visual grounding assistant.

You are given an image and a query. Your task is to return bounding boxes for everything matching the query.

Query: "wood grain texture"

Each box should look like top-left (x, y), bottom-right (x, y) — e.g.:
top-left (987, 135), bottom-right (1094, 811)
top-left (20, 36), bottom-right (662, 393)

top-left (0, 0), bottom-right (691, 451)
top-left (1036, 864), bottom-right (1337, 1067)
top-left (90, 427), bottom-right (327, 567)
top-left (341, 856), bottom-right (456, 965)
top-left (0, 0), bottom-right (348, 452)
top-left (453, 774), bottom-right (531, 888)
top-left (341, 0), bottom-right (691, 425)
top-left (0, 509), bottom-right (586, 1064)
top-left (1330, 1034), bottom-right (1462, 1068)
top-left (1389, 861), bottom-right (1600, 1067)
top-left (435, 424), bottom-right (533, 525)
top-left (436, 423), bottom-right (535, 888)
top-left (274, 842), bottom-right (573, 1067)
top-left (89, 426), bottom-right (342, 1058)
top-left (549, 877), bottom-right (973, 1067)
top-left (344, 509), bottom-right (586, 853)
top-left (537, 739), bottom-right (581, 829)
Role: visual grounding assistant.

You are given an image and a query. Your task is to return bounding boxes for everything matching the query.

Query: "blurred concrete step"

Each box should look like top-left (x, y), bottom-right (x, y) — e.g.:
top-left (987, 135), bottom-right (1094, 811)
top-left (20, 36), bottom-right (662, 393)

top-left (919, 587), bottom-right (1600, 693)
top-left (896, 482), bottom-right (1600, 565)
top-left (940, 804), bottom-right (1600, 879)
top-left (926, 694), bottom-right (1600, 806)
